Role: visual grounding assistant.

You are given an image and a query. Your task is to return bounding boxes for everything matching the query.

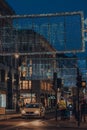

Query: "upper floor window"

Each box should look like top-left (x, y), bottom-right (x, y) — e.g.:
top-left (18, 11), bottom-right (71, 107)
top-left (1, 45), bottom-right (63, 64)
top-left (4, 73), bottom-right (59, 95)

top-left (0, 69), bottom-right (5, 82)
top-left (20, 80), bottom-right (32, 90)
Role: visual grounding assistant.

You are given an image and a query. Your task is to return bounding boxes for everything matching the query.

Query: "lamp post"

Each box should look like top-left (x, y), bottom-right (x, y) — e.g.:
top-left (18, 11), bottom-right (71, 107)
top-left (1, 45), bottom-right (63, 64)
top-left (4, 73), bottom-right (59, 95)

top-left (76, 67), bottom-right (82, 127)
top-left (53, 72), bottom-right (58, 121)
top-left (14, 53), bottom-right (20, 113)
top-left (7, 71), bottom-right (13, 109)
top-left (30, 88), bottom-right (32, 103)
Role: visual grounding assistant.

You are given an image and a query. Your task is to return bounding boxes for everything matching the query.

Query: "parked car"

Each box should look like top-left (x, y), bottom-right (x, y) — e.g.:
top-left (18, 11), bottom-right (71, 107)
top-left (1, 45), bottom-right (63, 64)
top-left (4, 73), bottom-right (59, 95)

top-left (21, 103), bottom-right (45, 118)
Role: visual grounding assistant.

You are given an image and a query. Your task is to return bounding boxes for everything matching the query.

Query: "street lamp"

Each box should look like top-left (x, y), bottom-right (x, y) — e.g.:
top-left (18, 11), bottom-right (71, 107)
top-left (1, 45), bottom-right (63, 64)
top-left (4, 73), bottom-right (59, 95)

top-left (76, 67), bottom-right (82, 127)
top-left (14, 53), bottom-right (20, 113)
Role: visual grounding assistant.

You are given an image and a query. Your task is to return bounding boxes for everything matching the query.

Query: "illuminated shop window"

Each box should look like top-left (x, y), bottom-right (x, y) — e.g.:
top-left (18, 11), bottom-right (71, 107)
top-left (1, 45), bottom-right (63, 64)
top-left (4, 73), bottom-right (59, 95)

top-left (20, 80), bottom-right (32, 90)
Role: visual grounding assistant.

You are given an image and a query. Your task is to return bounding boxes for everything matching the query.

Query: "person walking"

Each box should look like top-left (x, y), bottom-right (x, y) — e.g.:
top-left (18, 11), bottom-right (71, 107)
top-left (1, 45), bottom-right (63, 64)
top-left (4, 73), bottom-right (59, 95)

top-left (81, 99), bottom-right (87, 122)
top-left (59, 97), bottom-right (67, 120)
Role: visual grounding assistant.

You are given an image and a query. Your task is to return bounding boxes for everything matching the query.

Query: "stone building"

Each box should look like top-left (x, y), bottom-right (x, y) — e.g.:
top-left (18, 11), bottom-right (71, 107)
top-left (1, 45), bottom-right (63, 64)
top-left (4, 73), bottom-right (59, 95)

top-left (0, 0), bottom-right (15, 109)
top-left (18, 29), bottom-right (56, 108)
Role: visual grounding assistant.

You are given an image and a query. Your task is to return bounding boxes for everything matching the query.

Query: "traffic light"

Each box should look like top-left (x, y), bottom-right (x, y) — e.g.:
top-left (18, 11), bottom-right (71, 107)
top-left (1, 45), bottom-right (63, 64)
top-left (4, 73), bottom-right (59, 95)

top-left (76, 74), bottom-right (82, 88)
top-left (57, 78), bottom-right (62, 88)
top-left (53, 72), bottom-right (57, 90)
top-left (53, 72), bottom-right (62, 90)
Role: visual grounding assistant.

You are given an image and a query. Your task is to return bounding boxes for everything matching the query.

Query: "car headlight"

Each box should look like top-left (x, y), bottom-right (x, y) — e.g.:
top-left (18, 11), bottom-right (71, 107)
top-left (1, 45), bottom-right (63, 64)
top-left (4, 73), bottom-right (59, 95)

top-left (34, 110), bottom-right (40, 114)
top-left (21, 110), bottom-right (26, 114)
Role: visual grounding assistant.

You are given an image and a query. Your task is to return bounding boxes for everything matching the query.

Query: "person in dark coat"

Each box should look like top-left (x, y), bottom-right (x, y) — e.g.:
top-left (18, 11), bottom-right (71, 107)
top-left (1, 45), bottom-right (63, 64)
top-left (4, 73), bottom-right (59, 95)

top-left (81, 100), bottom-right (87, 122)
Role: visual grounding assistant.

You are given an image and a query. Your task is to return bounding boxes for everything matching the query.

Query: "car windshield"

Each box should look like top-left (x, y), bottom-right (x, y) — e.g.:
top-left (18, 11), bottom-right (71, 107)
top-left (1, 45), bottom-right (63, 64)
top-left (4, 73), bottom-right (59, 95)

top-left (25, 104), bottom-right (40, 108)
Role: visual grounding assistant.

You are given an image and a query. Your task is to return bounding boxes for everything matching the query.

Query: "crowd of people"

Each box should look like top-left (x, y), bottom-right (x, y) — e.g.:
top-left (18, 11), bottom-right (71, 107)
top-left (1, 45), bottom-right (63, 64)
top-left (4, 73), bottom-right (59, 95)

top-left (58, 97), bottom-right (87, 122)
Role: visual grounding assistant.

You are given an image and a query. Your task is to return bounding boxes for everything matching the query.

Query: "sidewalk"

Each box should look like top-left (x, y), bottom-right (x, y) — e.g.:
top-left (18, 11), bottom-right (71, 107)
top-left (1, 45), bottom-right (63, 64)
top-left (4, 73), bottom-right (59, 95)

top-left (0, 113), bottom-right (21, 120)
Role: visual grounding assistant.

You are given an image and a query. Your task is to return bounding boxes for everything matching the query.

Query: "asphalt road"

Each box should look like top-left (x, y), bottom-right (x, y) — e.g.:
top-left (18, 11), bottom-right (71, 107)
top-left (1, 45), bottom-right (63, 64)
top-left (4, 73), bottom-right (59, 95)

top-left (0, 117), bottom-right (87, 130)
top-left (0, 112), bottom-right (87, 130)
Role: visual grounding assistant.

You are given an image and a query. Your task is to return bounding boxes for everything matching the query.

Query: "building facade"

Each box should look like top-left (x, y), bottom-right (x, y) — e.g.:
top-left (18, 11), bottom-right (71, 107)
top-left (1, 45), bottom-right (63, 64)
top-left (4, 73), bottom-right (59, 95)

top-left (18, 30), bottom-right (56, 108)
top-left (0, 0), bottom-right (16, 108)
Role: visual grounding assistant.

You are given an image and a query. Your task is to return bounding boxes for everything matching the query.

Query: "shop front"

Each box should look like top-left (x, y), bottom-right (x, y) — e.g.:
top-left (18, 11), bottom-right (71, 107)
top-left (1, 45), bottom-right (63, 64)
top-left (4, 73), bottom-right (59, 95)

top-left (19, 93), bottom-right (36, 107)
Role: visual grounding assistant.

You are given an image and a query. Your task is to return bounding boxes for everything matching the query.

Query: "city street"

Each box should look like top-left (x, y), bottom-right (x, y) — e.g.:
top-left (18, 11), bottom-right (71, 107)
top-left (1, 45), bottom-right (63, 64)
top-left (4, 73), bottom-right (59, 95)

top-left (0, 112), bottom-right (87, 130)
top-left (0, 0), bottom-right (87, 130)
top-left (0, 118), bottom-right (87, 130)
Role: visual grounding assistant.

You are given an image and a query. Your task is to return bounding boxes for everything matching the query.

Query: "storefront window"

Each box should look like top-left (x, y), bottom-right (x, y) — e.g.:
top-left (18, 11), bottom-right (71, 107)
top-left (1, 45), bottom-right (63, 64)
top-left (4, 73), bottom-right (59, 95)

top-left (0, 94), bottom-right (6, 107)
top-left (20, 93), bottom-right (36, 105)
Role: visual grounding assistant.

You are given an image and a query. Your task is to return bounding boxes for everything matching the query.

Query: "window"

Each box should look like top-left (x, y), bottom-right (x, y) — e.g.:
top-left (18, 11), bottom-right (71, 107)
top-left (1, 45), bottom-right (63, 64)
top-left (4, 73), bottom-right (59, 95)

top-left (25, 103), bottom-right (39, 108)
top-left (20, 80), bottom-right (32, 90)
top-left (0, 69), bottom-right (5, 82)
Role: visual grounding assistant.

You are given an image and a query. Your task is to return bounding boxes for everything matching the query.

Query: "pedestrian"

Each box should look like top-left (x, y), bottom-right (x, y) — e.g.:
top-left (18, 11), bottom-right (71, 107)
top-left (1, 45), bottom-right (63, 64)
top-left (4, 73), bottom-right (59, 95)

top-left (81, 99), bottom-right (87, 122)
top-left (59, 97), bottom-right (67, 120)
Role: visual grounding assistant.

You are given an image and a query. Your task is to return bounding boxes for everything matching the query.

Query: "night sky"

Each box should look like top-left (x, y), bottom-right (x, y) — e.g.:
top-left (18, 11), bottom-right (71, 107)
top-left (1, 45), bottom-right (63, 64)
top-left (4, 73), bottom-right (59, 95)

top-left (6, 0), bottom-right (87, 17)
